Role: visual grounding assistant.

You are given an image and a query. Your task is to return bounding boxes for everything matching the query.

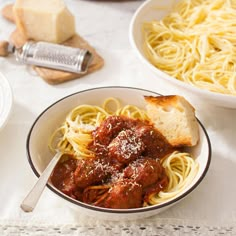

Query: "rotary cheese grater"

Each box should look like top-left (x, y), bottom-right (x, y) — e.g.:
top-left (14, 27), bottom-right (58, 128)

top-left (8, 41), bottom-right (93, 74)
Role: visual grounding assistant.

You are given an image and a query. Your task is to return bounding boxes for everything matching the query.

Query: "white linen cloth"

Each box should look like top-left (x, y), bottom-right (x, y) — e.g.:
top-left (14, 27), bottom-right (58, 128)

top-left (0, 0), bottom-right (235, 235)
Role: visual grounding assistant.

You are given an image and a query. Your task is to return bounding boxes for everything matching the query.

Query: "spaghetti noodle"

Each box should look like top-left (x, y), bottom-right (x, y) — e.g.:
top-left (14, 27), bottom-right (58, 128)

top-left (49, 97), bottom-right (199, 207)
top-left (143, 0), bottom-right (236, 95)
top-left (146, 151), bottom-right (199, 205)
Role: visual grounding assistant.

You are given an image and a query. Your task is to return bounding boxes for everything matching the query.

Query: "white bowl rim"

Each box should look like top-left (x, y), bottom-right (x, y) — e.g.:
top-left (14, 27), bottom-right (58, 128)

top-left (129, 0), bottom-right (236, 104)
top-left (26, 86), bottom-right (212, 214)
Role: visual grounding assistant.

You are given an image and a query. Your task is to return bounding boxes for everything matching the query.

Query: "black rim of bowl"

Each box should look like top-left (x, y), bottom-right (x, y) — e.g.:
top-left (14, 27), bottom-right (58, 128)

top-left (26, 86), bottom-right (212, 214)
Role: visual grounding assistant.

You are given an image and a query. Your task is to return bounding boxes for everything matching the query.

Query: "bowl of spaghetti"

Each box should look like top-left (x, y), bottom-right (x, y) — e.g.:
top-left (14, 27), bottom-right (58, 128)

top-left (26, 86), bottom-right (211, 220)
top-left (129, 0), bottom-right (236, 108)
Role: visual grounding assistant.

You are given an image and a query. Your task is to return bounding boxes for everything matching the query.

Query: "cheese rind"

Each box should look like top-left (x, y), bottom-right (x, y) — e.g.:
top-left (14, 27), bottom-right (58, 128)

top-left (13, 0), bottom-right (76, 44)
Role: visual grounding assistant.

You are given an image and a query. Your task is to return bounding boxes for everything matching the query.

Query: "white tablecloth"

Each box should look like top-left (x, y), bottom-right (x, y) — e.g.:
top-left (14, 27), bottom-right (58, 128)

top-left (0, 0), bottom-right (236, 235)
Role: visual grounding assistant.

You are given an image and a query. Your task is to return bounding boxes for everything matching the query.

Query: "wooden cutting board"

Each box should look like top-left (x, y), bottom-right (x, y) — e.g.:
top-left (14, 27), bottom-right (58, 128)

top-left (1, 4), bottom-right (104, 84)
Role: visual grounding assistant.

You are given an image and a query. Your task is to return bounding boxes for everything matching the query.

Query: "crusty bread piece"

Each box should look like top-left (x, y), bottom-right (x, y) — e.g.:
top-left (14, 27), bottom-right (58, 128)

top-left (144, 95), bottom-right (199, 147)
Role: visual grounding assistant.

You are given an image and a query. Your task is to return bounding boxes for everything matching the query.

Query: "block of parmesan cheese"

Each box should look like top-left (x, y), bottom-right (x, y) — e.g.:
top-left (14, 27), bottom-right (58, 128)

top-left (144, 95), bottom-right (199, 147)
top-left (13, 0), bottom-right (76, 44)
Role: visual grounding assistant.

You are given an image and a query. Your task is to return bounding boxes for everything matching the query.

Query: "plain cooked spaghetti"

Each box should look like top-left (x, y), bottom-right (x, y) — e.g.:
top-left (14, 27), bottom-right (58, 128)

top-left (49, 97), bottom-right (199, 207)
top-left (143, 0), bottom-right (236, 95)
top-left (146, 151), bottom-right (199, 205)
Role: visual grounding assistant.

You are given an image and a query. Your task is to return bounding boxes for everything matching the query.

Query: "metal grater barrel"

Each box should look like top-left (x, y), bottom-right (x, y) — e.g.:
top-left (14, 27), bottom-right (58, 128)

top-left (12, 41), bottom-right (93, 74)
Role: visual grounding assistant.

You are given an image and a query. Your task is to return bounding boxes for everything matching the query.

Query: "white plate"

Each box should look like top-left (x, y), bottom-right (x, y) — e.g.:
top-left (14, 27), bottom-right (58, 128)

top-left (0, 73), bottom-right (13, 130)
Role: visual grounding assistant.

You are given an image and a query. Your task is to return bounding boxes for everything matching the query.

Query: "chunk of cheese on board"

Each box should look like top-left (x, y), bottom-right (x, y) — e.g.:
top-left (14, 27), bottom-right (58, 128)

top-left (13, 0), bottom-right (76, 44)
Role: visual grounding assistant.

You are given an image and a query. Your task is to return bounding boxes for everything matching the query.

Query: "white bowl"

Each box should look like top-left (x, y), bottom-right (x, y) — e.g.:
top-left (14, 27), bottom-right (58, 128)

top-left (129, 0), bottom-right (236, 109)
top-left (26, 86), bottom-right (211, 221)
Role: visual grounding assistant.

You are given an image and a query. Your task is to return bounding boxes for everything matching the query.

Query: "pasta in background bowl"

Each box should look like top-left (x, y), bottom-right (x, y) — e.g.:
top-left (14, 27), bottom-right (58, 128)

top-left (129, 0), bottom-right (236, 108)
top-left (26, 86), bottom-right (211, 220)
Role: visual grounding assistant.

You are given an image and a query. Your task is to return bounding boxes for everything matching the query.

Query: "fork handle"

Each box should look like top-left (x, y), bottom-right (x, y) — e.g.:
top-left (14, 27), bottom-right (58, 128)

top-left (20, 152), bottom-right (62, 212)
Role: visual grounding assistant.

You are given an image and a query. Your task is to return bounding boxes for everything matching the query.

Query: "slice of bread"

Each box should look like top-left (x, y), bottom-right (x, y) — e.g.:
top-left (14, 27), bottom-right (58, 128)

top-left (144, 95), bottom-right (199, 147)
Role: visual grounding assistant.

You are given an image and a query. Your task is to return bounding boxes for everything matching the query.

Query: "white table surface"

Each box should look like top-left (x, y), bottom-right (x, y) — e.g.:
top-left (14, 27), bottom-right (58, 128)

top-left (0, 0), bottom-right (236, 235)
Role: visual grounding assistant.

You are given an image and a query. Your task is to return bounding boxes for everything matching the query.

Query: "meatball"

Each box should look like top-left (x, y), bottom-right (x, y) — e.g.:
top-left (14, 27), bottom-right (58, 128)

top-left (74, 158), bottom-right (111, 189)
top-left (123, 157), bottom-right (163, 188)
top-left (92, 116), bottom-right (129, 145)
top-left (103, 180), bottom-right (143, 209)
top-left (135, 125), bottom-right (173, 159)
top-left (108, 129), bottom-right (145, 165)
top-left (50, 155), bottom-right (78, 197)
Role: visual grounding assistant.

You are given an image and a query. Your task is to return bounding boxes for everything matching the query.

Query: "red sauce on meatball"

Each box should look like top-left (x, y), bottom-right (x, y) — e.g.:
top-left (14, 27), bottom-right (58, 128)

top-left (123, 157), bottom-right (163, 188)
top-left (50, 155), bottom-right (78, 198)
top-left (108, 129), bottom-right (145, 165)
top-left (102, 180), bottom-right (143, 209)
